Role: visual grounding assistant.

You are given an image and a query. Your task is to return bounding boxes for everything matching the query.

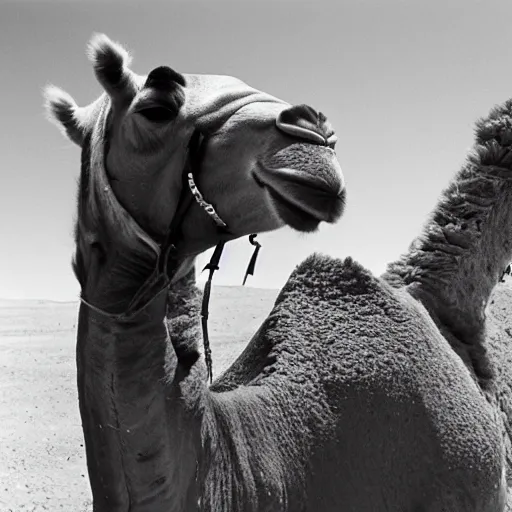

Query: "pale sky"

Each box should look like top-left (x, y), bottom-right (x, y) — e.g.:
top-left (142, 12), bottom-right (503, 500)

top-left (2, 0), bottom-right (512, 300)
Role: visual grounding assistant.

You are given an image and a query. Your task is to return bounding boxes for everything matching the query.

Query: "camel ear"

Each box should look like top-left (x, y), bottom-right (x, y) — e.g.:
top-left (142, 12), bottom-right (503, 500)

top-left (43, 85), bottom-right (86, 147)
top-left (87, 33), bottom-right (137, 106)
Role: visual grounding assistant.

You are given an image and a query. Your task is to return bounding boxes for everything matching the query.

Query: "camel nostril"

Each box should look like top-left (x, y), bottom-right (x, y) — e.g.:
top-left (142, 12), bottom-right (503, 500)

top-left (276, 104), bottom-right (336, 146)
top-left (279, 104), bottom-right (318, 125)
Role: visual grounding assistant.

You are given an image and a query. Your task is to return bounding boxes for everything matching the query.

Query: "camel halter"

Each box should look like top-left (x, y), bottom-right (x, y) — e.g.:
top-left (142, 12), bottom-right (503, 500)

top-left (80, 126), bottom-right (262, 383)
top-left (141, 130), bottom-right (263, 382)
top-left (165, 130), bottom-right (262, 383)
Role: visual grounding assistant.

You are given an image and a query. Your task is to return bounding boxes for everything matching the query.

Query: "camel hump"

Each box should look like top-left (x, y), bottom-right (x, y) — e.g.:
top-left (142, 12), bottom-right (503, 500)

top-left (250, 254), bottom-right (507, 511)
top-left (277, 253), bottom-right (382, 303)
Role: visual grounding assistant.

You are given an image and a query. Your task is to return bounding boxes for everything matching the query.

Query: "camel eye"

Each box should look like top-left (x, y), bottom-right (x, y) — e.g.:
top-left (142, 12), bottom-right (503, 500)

top-left (136, 106), bottom-right (176, 123)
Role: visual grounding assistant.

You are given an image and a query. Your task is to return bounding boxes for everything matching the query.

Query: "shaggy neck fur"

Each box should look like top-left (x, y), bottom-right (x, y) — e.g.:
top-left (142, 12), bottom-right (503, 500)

top-left (383, 99), bottom-right (512, 390)
top-left (166, 276), bottom-right (307, 512)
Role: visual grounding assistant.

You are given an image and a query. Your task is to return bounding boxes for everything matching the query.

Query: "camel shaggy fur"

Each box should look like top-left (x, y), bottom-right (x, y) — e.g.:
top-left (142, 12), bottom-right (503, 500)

top-left (207, 255), bottom-right (506, 511)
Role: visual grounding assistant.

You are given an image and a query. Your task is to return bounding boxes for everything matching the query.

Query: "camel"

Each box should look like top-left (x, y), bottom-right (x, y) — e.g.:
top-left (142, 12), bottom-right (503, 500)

top-left (44, 35), bottom-right (508, 512)
top-left (44, 34), bottom-right (346, 511)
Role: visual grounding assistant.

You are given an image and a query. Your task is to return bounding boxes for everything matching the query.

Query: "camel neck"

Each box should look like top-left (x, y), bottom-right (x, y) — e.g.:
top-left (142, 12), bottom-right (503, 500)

top-left (383, 100), bottom-right (512, 390)
top-left (76, 280), bottom-right (199, 511)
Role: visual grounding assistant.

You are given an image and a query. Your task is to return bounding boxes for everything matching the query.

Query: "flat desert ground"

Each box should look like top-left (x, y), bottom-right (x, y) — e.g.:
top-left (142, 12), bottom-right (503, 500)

top-left (1, 283), bottom-right (511, 511)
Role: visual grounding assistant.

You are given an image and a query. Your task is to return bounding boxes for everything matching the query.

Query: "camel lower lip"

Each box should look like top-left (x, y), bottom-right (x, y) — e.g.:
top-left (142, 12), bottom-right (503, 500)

top-left (266, 186), bottom-right (325, 232)
top-left (253, 175), bottom-right (345, 232)
top-left (252, 168), bottom-right (345, 232)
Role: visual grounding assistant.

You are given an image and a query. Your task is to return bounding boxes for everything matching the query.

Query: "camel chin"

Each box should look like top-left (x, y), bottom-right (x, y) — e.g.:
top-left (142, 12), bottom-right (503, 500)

top-left (253, 142), bottom-right (346, 232)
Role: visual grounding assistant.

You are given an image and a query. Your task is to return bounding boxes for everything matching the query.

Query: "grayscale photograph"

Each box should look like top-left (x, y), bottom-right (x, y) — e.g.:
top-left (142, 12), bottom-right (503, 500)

top-left (1, 0), bottom-right (512, 510)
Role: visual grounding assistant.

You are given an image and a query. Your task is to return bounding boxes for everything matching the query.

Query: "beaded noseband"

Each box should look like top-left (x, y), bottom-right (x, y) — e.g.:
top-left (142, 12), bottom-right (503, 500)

top-left (167, 131), bottom-right (261, 383)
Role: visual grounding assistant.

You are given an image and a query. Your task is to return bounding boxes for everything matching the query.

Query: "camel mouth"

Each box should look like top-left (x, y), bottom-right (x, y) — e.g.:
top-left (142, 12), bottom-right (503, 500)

top-left (253, 143), bottom-right (346, 232)
top-left (267, 182), bottom-right (346, 232)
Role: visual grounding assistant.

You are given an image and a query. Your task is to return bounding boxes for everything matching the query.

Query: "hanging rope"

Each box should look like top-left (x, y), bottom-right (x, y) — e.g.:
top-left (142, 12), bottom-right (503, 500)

top-left (200, 234), bottom-right (262, 383)
top-left (243, 234), bottom-right (262, 286)
top-left (200, 241), bottom-right (226, 383)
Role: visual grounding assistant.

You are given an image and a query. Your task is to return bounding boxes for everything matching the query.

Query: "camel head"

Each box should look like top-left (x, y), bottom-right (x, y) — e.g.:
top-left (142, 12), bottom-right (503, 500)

top-left (44, 34), bottom-right (345, 285)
